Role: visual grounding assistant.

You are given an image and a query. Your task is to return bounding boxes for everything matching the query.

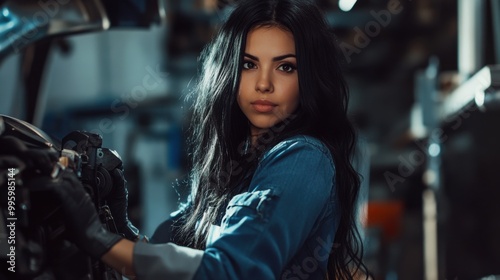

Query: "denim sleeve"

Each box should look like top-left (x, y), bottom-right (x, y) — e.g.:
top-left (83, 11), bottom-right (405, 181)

top-left (193, 136), bottom-right (336, 279)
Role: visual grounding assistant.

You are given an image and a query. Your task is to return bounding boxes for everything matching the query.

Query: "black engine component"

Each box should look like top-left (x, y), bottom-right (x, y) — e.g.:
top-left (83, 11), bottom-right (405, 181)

top-left (0, 115), bottom-right (124, 280)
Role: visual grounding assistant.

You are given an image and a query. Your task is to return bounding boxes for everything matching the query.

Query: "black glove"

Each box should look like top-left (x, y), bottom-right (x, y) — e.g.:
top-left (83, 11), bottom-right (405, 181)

top-left (0, 136), bottom-right (58, 172)
top-left (0, 136), bottom-right (58, 186)
top-left (107, 167), bottom-right (140, 241)
top-left (48, 169), bottom-right (123, 259)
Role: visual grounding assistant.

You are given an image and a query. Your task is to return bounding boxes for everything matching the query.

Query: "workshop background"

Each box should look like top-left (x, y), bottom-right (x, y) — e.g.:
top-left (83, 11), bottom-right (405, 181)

top-left (1, 0), bottom-right (499, 279)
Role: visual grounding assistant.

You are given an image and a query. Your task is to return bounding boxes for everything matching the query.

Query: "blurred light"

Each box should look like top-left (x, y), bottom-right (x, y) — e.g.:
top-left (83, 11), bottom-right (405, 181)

top-left (428, 143), bottom-right (440, 157)
top-left (410, 104), bottom-right (427, 138)
top-left (2, 8), bottom-right (10, 18)
top-left (440, 66), bottom-right (493, 121)
top-left (474, 90), bottom-right (485, 108)
top-left (423, 188), bottom-right (438, 280)
top-left (458, 0), bottom-right (484, 76)
top-left (423, 170), bottom-right (437, 187)
top-left (338, 0), bottom-right (357, 12)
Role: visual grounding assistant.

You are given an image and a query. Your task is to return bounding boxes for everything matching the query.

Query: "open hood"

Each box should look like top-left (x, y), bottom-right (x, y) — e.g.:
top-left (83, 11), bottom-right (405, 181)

top-left (0, 0), bottom-right (165, 62)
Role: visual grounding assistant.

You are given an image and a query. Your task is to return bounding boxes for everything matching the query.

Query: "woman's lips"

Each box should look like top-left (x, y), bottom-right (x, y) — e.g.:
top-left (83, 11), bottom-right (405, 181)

top-left (251, 100), bottom-right (277, 113)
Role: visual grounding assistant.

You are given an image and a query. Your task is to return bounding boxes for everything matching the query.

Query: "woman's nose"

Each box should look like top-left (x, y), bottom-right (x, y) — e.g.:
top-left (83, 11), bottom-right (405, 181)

top-left (255, 71), bottom-right (274, 93)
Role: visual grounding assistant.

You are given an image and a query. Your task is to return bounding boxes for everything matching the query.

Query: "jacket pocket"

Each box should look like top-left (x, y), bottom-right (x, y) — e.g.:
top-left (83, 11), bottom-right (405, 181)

top-left (221, 188), bottom-right (281, 232)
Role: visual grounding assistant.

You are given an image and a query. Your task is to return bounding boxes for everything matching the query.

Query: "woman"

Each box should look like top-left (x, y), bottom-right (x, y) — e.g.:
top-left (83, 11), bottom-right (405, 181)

top-left (54, 0), bottom-right (368, 279)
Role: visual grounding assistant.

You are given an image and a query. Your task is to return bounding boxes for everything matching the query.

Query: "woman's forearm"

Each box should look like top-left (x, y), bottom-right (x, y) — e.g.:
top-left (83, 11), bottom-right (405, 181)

top-left (102, 238), bottom-right (136, 278)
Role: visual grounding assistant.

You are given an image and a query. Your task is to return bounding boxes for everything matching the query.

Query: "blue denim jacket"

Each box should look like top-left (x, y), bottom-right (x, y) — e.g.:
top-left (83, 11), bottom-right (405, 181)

top-left (133, 135), bottom-right (339, 280)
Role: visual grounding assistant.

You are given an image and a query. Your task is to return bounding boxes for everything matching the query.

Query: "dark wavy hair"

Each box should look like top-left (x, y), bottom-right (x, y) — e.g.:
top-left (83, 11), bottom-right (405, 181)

top-left (180, 0), bottom-right (367, 278)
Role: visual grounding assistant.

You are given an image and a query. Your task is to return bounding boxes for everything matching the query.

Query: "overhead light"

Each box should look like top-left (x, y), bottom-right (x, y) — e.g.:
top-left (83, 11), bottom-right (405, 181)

top-left (428, 143), bottom-right (441, 157)
top-left (339, 0), bottom-right (357, 12)
top-left (2, 7), bottom-right (10, 17)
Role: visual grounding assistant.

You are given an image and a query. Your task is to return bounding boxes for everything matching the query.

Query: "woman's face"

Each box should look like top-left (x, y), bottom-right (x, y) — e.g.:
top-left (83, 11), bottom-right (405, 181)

top-left (237, 26), bottom-right (300, 137)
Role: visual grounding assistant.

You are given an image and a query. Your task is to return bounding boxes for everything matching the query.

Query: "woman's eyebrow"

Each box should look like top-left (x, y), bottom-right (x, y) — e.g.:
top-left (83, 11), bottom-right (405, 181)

top-left (244, 53), bottom-right (296, 61)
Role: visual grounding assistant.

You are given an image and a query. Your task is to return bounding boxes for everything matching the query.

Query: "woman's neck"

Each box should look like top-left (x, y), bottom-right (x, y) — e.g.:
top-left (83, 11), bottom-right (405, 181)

top-left (250, 126), bottom-right (268, 147)
top-left (250, 134), bottom-right (259, 147)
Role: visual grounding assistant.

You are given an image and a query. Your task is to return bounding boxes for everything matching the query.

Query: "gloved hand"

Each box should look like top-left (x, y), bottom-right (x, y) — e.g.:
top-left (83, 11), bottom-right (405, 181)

top-left (48, 169), bottom-right (123, 260)
top-left (0, 135), bottom-right (58, 172)
top-left (0, 135), bottom-right (58, 186)
top-left (107, 167), bottom-right (140, 241)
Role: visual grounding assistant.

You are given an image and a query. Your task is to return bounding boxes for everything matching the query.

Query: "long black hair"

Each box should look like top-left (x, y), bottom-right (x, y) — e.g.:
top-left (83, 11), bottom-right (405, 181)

top-left (181, 0), bottom-right (367, 278)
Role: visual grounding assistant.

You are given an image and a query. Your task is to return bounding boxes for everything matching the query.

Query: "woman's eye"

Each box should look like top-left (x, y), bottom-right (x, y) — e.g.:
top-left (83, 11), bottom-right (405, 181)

top-left (242, 61), bottom-right (256, 69)
top-left (278, 64), bottom-right (296, 73)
